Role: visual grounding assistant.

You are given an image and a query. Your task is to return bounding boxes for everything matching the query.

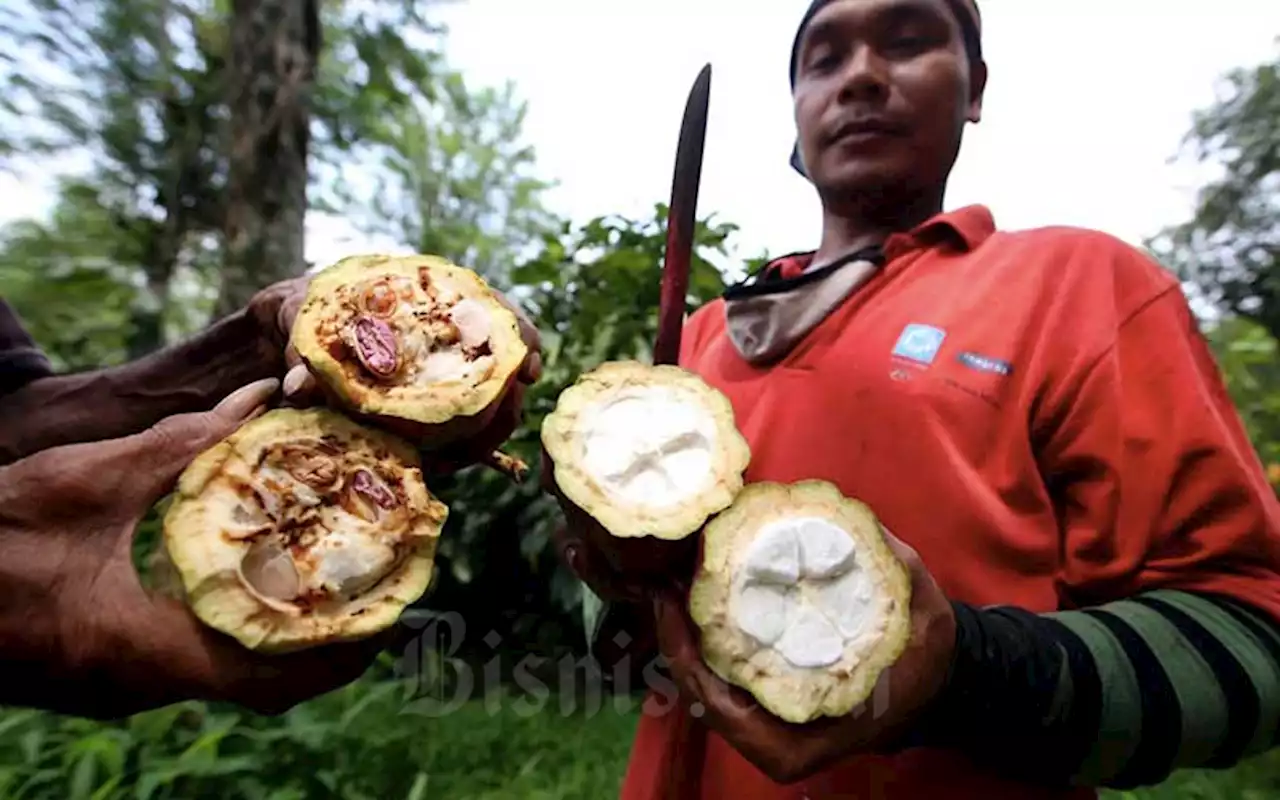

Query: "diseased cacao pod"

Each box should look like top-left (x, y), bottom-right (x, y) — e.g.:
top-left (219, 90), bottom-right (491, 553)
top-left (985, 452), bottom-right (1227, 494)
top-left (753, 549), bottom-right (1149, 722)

top-left (161, 407), bottom-right (448, 654)
top-left (291, 254), bottom-right (529, 450)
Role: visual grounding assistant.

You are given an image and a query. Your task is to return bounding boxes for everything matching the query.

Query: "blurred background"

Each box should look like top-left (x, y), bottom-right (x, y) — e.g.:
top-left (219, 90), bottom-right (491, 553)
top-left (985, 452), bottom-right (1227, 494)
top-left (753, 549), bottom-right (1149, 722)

top-left (1, 0), bottom-right (1279, 797)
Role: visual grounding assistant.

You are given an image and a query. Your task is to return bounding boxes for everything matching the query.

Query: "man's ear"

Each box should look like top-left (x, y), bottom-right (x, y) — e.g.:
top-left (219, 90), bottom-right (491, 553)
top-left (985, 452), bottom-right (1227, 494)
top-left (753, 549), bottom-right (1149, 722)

top-left (967, 59), bottom-right (988, 124)
top-left (790, 140), bottom-right (810, 179)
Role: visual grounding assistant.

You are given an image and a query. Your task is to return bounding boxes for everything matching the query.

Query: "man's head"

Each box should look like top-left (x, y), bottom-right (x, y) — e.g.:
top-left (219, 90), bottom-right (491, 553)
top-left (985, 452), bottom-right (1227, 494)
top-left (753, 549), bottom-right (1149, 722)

top-left (788, 0), bottom-right (987, 212)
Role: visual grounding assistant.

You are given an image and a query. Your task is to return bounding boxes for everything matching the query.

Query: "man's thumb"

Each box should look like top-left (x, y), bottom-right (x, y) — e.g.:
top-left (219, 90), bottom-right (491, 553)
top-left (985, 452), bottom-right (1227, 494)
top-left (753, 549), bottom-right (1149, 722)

top-left (124, 378), bottom-right (280, 503)
top-left (210, 378), bottom-right (282, 426)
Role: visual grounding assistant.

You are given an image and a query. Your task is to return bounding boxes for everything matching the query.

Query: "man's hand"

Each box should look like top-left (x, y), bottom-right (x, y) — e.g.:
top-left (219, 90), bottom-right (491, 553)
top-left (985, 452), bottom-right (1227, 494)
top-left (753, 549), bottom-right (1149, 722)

top-left (0, 276), bottom-right (313, 465)
top-left (247, 275), bottom-right (311, 357)
top-left (551, 521), bottom-right (651, 606)
top-left (651, 532), bottom-right (958, 785)
top-left (0, 377), bottom-right (389, 720)
top-left (275, 281), bottom-right (542, 471)
top-left (542, 447), bottom-right (653, 604)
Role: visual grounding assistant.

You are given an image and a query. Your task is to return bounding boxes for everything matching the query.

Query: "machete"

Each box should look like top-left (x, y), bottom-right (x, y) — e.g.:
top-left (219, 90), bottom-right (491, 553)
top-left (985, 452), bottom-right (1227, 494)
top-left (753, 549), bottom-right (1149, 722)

top-left (650, 61), bottom-right (716, 800)
top-left (653, 63), bottom-right (712, 367)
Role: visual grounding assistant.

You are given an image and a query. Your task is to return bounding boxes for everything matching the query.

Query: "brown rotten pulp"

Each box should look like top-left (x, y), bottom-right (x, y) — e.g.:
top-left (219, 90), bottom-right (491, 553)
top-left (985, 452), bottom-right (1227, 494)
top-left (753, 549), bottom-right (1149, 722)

top-left (161, 407), bottom-right (448, 653)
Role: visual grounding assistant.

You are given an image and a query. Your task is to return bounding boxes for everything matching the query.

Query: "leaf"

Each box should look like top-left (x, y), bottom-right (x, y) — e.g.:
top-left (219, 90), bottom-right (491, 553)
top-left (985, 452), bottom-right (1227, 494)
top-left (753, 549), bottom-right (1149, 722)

top-left (1148, 43), bottom-right (1280, 341)
top-left (405, 772), bottom-right (429, 800)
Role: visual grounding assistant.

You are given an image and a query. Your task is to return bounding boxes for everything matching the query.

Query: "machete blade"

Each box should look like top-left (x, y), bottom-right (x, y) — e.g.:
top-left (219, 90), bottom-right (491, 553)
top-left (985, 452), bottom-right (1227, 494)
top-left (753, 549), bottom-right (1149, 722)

top-left (653, 62), bottom-right (712, 367)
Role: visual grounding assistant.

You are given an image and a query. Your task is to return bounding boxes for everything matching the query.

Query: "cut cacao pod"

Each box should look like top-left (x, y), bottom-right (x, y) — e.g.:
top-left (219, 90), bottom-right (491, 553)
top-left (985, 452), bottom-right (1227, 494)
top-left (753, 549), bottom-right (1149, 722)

top-left (688, 480), bottom-right (912, 723)
top-left (291, 254), bottom-right (530, 455)
top-left (540, 360), bottom-right (750, 582)
top-left (160, 407), bottom-right (448, 653)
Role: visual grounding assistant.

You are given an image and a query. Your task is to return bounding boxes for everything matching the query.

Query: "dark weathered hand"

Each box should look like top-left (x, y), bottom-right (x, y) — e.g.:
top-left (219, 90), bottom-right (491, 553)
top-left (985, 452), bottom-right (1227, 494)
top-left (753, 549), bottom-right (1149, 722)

top-left (247, 274), bottom-right (312, 359)
top-left (0, 377), bottom-right (389, 720)
top-left (650, 532), bottom-right (958, 785)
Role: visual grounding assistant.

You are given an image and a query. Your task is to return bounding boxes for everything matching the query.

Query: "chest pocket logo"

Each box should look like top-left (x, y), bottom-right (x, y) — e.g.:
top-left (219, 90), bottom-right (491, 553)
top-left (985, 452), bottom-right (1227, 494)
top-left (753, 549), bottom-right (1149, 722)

top-left (956, 351), bottom-right (1014, 377)
top-left (891, 323), bottom-right (947, 366)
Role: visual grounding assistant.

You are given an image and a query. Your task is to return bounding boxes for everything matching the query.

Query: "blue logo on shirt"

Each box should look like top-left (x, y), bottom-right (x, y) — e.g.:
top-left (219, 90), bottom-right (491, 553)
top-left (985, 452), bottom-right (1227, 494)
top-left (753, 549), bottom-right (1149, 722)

top-left (892, 323), bottom-right (946, 365)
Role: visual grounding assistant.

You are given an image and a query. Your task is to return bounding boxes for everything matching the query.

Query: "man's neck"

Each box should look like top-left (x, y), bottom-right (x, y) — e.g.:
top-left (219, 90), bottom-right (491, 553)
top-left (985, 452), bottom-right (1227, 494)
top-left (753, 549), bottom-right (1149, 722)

top-left (813, 188), bottom-right (945, 268)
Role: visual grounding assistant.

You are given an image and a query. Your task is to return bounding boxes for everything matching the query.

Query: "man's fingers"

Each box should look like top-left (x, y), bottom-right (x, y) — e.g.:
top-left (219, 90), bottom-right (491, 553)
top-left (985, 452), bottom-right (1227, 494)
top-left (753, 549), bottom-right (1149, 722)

top-left (276, 287), bottom-right (306, 339)
top-left (283, 340), bottom-right (303, 371)
top-left (879, 525), bottom-right (920, 565)
top-left (651, 590), bottom-right (703, 667)
top-left (132, 593), bottom-right (382, 715)
top-left (495, 292), bottom-right (541, 385)
top-left (652, 589), bottom-right (772, 726)
top-left (12, 378), bottom-right (280, 515)
top-left (282, 362), bottom-right (319, 404)
top-left (212, 377), bottom-right (282, 421)
top-left (519, 350), bottom-right (543, 384)
top-left (121, 378), bottom-right (280, 505)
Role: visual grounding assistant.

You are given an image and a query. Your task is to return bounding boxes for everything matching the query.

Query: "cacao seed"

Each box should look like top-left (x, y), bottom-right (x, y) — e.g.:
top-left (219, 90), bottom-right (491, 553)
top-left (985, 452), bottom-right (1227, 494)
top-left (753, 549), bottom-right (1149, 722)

top-left (351, 316), bottom-right (399, 377)
top-left (240, 539), bottom-right (301, 601)
top-left (279, 443), bottom-right (339, 489)
top-left (351, 468), bottom-right (398, 509)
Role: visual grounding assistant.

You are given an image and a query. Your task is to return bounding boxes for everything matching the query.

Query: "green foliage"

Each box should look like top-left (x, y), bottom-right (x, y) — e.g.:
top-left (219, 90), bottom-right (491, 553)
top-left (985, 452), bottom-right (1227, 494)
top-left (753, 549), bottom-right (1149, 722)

top-left (1205, 316), bottom-right (1280, 483)
top-left (330, 70), bottom-right (559, 284)
top-left (0, 179), bottom-right (219, 371)
top-left (0, 0), bottom-right (231, 355)
top-left (0, 0), bottom-right (455, 354)
top-left (512, 206), bottom-right (735, 362)
top-left (0, 677), bottom-right (1276, 799)
top-left (1146, 40), bottom-right (1280, 493)
top-left (1102, 750), bottom-right (1280, 799)
top-left (1149, 39), bottom-right (1280, 341)
top-left (0, 677), bottom-right (639, 799)
top-left (422, 206), bottom-right (737, 655)
top-left (311, 0), bottom-right (452, 158)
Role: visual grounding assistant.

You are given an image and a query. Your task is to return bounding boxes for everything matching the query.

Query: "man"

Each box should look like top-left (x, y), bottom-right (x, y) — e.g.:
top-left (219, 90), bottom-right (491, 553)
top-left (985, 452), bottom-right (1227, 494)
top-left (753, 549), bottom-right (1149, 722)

top-left (0, 278), bottom-right (539, 720)
top-left (555, 1), bottom-right (1280, 798)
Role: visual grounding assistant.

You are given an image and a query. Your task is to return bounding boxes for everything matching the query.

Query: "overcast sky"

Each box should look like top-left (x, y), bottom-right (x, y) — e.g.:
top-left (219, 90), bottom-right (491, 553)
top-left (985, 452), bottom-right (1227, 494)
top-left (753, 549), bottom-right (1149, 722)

top-left (2, 0), bottom-right (1278, 272)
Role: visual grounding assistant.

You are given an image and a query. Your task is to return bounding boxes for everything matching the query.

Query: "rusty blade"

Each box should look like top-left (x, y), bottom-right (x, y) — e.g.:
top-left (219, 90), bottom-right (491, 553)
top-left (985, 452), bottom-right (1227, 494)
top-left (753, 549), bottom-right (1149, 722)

top-left (653, 63), bottom-right (711, 367)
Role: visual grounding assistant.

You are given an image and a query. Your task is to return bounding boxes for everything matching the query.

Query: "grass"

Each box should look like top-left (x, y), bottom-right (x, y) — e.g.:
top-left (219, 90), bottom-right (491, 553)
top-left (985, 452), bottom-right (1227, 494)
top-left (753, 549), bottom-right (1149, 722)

top-left (0, 671), bottom-right (1278, 799)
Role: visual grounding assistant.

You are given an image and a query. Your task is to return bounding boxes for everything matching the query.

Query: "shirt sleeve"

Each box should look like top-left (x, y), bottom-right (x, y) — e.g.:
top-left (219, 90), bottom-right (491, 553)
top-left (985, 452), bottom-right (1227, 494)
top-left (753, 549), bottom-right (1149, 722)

top-left (1041, 283), bottom-right (1280, 620)
top-left (897, 248), bottom-right (1280, 789)
top-left (917, 589), bottom-right (1280, 789)
top-left (0, 298), bottom-right (54, 397)
top-left (940, 275), bottom-right (1280, 788)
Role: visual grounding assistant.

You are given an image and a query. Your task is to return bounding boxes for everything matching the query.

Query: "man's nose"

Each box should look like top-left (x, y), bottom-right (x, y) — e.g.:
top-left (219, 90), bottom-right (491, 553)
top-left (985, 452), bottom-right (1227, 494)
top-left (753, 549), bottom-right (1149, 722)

top-left (837, 44), bottom-right (891, 104)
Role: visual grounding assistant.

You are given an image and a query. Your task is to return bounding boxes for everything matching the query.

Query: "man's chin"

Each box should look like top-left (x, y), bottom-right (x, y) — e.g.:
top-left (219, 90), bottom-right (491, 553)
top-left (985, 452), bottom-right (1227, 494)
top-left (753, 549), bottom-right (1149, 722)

top-left (813, 160), bottom-right (909, 200)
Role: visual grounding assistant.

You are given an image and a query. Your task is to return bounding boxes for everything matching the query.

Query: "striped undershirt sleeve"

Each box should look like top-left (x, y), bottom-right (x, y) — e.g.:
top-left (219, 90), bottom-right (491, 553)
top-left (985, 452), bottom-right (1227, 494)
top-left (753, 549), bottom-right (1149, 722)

top-left (909, 589), bottom-right (1280, 790)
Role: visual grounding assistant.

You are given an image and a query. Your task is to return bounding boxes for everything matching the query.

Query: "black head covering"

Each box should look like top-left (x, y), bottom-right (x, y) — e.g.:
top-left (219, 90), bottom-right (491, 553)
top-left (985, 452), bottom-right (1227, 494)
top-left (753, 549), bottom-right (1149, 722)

top-left (787, 0), bottom-right (984, 178)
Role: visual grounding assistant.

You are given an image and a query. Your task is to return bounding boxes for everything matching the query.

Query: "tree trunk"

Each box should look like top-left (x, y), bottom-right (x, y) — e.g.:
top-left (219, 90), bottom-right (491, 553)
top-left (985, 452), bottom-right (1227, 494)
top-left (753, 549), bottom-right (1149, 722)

top-left (217, 0), bottom-right (320, 315)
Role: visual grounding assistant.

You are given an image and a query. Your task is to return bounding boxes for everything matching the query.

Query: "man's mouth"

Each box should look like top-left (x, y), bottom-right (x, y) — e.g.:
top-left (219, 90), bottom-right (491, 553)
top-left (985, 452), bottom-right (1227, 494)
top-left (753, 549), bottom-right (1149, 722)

top-left (826, 117), bottom-right (908, 146)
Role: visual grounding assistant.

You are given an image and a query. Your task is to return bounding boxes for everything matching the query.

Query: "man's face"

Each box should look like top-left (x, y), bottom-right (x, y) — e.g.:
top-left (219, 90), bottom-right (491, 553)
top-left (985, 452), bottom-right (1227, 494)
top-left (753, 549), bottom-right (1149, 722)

top-left (792, 0), bottom-right (984, 200)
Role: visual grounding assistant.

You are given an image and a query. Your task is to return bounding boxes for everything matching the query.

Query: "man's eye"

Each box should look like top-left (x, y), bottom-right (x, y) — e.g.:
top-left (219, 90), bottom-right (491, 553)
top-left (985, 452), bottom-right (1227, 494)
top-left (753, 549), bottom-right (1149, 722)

top-left (887, 35), bottom-right (925, 52)
top-left (807, 49), bottom-right (840, 73)
top-left (882, 26), bottom-right (940, 55)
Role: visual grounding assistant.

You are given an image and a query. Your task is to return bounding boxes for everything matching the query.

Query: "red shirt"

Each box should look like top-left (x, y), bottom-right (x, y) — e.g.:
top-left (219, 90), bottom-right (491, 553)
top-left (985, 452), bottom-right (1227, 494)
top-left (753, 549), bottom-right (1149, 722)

top-left (620, 205), bottom-right (1280, 800)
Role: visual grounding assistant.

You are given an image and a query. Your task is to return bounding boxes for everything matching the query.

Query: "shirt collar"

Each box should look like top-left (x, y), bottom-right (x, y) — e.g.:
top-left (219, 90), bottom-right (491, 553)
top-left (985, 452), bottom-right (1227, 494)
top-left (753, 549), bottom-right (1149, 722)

top-left (762, 205), bottom-right (997, 280)
top-left (884, 203), bottom-right (996, 259)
